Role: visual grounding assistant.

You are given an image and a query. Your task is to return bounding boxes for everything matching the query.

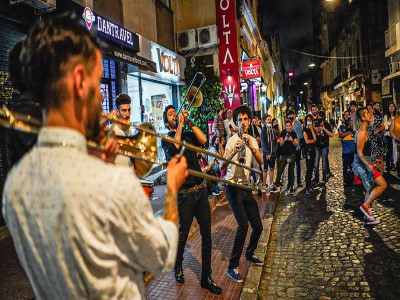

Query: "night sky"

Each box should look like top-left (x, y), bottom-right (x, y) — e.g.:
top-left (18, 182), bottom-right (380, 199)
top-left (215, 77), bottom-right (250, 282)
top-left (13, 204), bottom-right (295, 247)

top-left (260, 0), bottom-right (315, 83)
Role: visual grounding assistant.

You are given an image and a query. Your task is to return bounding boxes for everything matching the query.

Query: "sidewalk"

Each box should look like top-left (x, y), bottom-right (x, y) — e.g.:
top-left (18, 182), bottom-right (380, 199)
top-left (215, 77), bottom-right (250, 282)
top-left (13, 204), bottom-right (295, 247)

top-left (146, 189), bottom-right (281, 300)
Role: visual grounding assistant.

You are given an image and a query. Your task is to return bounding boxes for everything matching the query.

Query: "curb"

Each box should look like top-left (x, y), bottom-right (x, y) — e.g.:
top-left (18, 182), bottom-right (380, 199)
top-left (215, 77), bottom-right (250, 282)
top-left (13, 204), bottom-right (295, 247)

top-left (240, 190), bottom-right (283, 300)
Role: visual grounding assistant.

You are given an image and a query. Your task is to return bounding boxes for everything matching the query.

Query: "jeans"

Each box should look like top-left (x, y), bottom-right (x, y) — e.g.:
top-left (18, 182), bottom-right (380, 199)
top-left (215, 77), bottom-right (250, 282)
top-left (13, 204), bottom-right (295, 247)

top-left (274, 154), bottom-right (296, 189)
top-left (314, 147), bottom-right (329, 182)
top-left (226, 186), bottom-right (263, 269)
top-left (176, 186), bottom-right (212, 277)
top-left (342, 152), bottom-right (354, 184)
top-left (295, 149), bottom-right (302, 185)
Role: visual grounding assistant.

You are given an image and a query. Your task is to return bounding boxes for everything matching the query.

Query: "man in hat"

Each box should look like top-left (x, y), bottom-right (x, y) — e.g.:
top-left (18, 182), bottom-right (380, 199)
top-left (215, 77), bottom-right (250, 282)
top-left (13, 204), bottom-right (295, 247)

top-left (222, 105), bottom-right (264, 282)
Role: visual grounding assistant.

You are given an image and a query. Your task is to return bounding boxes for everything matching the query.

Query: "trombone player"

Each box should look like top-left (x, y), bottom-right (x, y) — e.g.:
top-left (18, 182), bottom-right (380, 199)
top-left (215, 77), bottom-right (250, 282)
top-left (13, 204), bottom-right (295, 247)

top-left (162, 105), bottom-right (222, 295)
top-left (2, 14), bottom-right (189, 299)
top-left (222, 105), bottom-right (264, 282)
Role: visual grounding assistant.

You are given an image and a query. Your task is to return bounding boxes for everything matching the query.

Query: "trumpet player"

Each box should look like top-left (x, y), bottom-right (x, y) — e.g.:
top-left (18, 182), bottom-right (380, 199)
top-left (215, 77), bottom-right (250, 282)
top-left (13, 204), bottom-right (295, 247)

top-left (222, 105), bottom-right (264, 282)
top-left (162, 105), bottom-right (222, 295)
top-left (112, 93), bottom-right (134, 168)
top-left (2, 14), bottom-right (189, 299)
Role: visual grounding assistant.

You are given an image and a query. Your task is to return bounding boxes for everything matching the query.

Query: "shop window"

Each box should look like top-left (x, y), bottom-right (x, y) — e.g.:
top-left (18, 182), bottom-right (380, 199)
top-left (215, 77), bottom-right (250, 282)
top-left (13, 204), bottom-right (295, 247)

top-left (101, 58), bottom-right (119, 114)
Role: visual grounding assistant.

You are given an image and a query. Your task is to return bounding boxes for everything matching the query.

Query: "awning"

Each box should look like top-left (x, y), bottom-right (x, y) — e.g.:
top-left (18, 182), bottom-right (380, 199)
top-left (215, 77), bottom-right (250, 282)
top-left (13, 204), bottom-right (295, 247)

top-left (103, 44), bottom-right (157, 73)
top-left (383, 70), bottom-right (400, 81)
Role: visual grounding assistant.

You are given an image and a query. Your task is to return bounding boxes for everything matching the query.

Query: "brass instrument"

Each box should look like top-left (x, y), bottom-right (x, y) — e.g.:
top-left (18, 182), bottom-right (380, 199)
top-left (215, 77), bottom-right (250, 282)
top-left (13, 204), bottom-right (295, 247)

top-left (175, 72), bottom-right (205, 120)
top-left (1, 106), bottom-right (260, 190)
top-left (237, 124), bottom-right (247, 166)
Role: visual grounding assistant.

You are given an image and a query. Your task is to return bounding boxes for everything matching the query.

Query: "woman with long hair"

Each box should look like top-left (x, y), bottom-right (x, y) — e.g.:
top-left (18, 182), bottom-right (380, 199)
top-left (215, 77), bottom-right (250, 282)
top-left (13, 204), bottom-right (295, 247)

top-left (302, 114), bottom-right (317, 195)
top-left (353, 107), bottom-right (387, 225)
top-left (384, 102), bottom-right (397, 173)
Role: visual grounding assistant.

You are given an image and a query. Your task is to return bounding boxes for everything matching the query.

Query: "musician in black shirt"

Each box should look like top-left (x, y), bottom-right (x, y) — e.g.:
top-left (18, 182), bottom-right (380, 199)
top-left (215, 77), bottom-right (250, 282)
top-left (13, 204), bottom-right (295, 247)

top-left (162, 105), bottom-right (222, 295)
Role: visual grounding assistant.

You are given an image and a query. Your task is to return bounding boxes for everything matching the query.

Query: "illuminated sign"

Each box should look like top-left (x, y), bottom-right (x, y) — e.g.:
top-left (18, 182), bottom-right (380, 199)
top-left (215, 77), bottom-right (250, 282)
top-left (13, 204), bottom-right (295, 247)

top-left (82, 7), bottom-right (138, 50)
top-left (151, 43), bottom-right (181, 82)
top-left (241, 60), bottom-right (261, 79)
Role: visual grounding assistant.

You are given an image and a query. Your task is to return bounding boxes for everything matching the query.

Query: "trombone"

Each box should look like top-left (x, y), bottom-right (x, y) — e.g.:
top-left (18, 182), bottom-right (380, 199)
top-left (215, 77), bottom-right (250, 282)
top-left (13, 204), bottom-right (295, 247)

top-left (1, 106), bottom-right (259, 191)
top-left (175, 72), bottom-right (206, 117)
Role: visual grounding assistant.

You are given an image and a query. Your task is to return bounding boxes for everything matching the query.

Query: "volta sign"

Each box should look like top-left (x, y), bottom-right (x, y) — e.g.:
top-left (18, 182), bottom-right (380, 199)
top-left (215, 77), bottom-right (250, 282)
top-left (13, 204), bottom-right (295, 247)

top-left (241, 60), bottom-right (261, 79)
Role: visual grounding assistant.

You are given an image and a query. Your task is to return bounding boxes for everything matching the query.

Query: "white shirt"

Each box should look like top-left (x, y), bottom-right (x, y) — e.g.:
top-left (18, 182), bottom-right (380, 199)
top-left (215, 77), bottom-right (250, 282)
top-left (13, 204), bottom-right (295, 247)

top-left (2, 127), bottom-right (178, 300)
top-left (112, 125), bottom-right (133, 167)
top-left (225, 133), bottom-right (258, 185)
top-left (224, 118), bottom-right (237, 138)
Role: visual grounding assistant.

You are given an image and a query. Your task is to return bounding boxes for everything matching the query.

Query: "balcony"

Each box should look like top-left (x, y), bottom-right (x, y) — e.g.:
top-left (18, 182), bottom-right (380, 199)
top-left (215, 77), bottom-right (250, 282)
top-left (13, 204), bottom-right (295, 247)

top-left (385, 22), bottom-right (400, 57)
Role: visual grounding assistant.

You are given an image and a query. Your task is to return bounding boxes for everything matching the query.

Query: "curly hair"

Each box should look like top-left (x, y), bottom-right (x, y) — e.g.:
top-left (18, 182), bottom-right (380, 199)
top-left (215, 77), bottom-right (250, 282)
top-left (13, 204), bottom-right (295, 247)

top-left (233, 105), bottom-right (253, 124)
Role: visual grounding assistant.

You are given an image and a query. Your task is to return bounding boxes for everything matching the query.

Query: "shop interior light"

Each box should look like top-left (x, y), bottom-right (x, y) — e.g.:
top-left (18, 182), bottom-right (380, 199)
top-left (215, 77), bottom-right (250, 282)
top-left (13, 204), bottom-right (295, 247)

top-left (300, 91), bottom-right (304, 94)
top-left (309, 63), bottom-right (316, 67)
top-left (304, 82), bottom-right (308, 85)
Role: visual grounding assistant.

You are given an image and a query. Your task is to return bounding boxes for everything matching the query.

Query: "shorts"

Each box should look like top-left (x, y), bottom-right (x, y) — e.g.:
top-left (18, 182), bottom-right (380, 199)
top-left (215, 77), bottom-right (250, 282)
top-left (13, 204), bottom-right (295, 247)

top-left (354, 163), bottom-right (381, 185)
top-left (263, 153), bottom-right (276, 171)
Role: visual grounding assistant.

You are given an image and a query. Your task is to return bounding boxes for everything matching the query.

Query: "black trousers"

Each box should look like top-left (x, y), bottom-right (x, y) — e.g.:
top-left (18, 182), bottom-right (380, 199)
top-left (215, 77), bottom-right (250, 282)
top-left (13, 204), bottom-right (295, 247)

top-left (305, 149), bottom-right (316, 189)
top-left (342, 152), bottom-right (354, 184)
top-left (176, 186), bottom-right (212, 277)
top-left (226, 186), bottom-right (263, 269)
top-left (295, 149), bottom-right (302, 185)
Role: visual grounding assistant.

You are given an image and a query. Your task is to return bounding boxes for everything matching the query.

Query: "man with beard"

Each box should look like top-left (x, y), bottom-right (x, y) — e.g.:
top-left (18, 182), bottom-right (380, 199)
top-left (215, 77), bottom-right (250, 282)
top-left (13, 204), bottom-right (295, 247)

top-left (2, 14), bottom-right (189, 299)
top-left (222, 105), bottom-right (264, 282)
top-left (112, 93), bottom-right (134, 168)
top-left (162, 105), bottom-right (222, 295)
top-left (311, 104), bottom-right (318, 122)
top-left (288, 109), bottom-right (303, 189)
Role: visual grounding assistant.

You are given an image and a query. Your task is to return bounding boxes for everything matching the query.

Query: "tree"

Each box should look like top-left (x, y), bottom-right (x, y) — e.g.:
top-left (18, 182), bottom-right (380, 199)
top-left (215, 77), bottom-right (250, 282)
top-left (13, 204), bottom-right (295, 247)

top-left (181, 60), bottom-right (223, 134)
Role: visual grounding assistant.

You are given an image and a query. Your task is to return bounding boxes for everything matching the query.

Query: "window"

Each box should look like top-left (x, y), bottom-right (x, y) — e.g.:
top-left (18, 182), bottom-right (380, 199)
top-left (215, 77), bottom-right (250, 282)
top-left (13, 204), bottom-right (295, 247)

top-left (101, 58), bottom-right (118, 114)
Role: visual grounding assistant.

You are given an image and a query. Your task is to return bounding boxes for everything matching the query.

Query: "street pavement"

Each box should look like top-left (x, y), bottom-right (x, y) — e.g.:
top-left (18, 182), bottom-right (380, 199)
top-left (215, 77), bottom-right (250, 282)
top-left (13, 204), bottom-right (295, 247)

top-left (257, 139), bottom-right (400, 300)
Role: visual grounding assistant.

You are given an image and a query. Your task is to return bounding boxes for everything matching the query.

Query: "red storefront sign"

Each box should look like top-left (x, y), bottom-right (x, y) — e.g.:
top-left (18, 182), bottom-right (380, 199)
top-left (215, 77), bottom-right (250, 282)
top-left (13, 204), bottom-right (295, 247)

top-left (241, 60), bottom-right (261, 79)
top-left (216, 0), bottom-right (241, 110)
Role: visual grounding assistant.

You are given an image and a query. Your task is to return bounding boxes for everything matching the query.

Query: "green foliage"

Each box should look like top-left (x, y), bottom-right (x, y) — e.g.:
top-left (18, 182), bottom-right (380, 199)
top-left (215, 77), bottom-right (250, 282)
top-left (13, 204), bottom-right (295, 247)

top-left (182, 60), bottom-right (223, 134)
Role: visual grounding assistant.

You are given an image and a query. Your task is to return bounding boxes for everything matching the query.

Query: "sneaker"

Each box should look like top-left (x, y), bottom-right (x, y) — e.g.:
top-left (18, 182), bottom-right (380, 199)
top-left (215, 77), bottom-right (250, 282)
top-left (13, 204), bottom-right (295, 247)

top-left (360, 203), bottom-right (376, 221)
top-left (212, 187), bottom-right (221, 196)
top-left (362, 217), bottom-right (380, 225)
top-left (269, 184), bottom-right (277, 192)
top-left (284, 188), bottom-right (294, 196)
top-left (246, 255), bottom-right (264, 266)
top-left (226, 268), bottom-right (243, 282)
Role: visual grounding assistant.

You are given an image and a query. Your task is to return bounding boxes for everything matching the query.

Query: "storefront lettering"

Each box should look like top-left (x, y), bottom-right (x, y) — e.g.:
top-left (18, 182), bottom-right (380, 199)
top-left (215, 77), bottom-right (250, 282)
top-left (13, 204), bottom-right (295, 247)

top-left (156, 48), bottom-right (180, 76)
top-left (97, 16), bottom-right (133, 46)
top-left (220, 0), bottom-right (233, 64)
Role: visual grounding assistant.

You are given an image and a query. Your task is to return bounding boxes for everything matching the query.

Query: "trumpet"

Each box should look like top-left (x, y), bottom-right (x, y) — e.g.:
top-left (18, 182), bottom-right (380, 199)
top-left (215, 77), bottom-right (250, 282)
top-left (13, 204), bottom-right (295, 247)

top-left (1, 106), bottom-right (260, 191)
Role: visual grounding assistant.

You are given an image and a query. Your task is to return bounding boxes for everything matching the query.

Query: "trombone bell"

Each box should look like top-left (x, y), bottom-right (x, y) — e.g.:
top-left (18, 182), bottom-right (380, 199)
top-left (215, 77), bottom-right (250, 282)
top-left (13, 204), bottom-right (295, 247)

top-left (116, 122), bottom-right (158, 178)
top-left (187, 86), bottom-right (203, 108)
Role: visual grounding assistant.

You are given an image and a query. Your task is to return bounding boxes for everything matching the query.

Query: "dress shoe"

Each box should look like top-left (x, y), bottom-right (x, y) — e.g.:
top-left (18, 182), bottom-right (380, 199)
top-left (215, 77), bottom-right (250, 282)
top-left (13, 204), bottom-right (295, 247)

top-left (201, 276), bottom-right (222, 295)
top-left (174, 267), bottom-right (185, 283)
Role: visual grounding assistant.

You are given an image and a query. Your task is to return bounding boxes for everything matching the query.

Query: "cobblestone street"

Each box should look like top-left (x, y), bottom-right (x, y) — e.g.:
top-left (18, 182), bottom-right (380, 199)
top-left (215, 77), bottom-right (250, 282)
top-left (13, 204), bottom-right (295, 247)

top-left (258, 139), bottom-right (400, 299)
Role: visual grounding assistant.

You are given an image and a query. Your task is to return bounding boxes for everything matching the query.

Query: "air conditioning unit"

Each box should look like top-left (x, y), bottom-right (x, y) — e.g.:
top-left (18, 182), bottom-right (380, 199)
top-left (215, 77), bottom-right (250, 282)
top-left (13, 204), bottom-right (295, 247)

top-left (197, 25), bottom-right (218, 48)
top-left (10, 0), bottom-right (56, 12)
top-left (372, 70), bottom-right (382, 85)
top-left (177, 29), bottom-right (197, 52)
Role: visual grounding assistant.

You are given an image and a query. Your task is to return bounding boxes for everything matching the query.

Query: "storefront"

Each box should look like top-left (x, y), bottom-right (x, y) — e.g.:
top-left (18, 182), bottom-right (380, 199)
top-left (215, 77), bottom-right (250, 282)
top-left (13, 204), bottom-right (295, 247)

top-left (124, 37), bottom-right (186, 160)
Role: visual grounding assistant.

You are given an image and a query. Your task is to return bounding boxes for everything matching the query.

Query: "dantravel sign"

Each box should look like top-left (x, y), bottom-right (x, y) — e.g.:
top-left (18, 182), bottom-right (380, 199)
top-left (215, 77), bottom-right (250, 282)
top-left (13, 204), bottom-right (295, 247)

top-left (82, 7), bottom-right (139, 52)
top-left (242, 60), bottom-right (261, 79)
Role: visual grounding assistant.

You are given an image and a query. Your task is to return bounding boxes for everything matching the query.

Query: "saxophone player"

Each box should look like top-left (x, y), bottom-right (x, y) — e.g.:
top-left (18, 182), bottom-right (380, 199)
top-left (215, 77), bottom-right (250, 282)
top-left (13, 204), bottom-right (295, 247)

top-left (222, 105), bottom-right (264, 282)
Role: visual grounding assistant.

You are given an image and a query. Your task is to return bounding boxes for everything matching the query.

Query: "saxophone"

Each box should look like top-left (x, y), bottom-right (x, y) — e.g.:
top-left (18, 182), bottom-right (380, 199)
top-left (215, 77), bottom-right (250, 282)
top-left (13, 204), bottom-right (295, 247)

top-left (237, 124), bottom-right (247, 165)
